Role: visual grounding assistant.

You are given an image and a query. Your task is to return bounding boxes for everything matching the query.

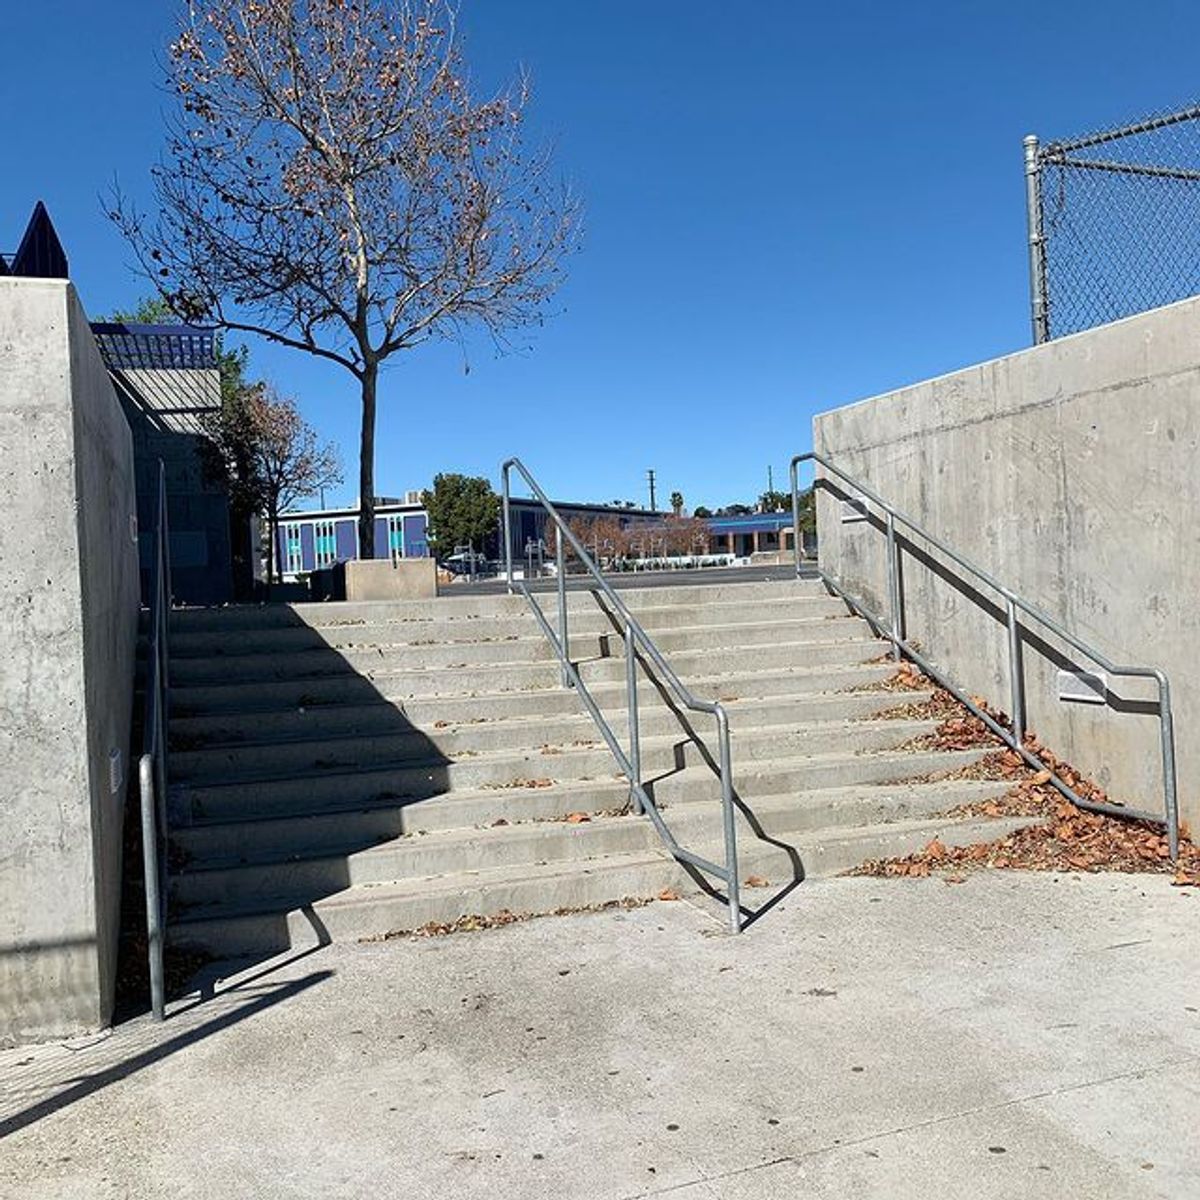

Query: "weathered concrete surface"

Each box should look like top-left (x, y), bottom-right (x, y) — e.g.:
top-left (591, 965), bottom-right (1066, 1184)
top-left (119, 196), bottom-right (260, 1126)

top-left (344, 557), bottom-right (438, 600)
top-left (1, 872), bottom-right (1197, 1198)
top-left (0, 279), bottom-right (139, 1045)
top-left (813, 296), bottom-right (1200, 831)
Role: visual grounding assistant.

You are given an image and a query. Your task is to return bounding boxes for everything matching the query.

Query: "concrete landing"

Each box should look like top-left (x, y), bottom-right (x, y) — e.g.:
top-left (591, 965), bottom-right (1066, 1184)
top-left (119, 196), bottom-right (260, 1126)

top-left (2, 872), bottom-right (1198, 1199)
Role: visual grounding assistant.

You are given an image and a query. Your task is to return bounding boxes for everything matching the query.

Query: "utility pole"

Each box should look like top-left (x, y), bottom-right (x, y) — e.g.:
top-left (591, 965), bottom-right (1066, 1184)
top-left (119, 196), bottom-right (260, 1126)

top-left (647, 468), bottom-right (657, 513)
top-left (767, 465), bottom-right (774, 494)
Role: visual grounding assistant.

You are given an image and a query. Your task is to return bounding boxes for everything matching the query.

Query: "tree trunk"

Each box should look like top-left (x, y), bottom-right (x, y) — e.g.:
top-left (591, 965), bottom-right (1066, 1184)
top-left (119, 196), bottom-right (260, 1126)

top-left (358, 362), bottom-right (378, 560)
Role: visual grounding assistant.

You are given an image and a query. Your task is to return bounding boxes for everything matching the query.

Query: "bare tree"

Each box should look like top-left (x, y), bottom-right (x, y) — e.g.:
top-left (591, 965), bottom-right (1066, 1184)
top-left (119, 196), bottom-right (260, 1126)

top-left (253, 389), bottom-right (343, 582)
top-left (112, 0), bottom-right (579, 557)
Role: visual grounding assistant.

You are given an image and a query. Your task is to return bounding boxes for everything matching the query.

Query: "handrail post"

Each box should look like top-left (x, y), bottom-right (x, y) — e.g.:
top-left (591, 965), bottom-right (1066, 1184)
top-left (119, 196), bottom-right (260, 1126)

top-left (885, 510), bottom-right (902, 661)
top-left (717, 708), bottom-right (740, 934)
top-left (556, 530), bottom-right (570, 688)
top-left (790, 457), bottom-right (803, 577)
top-left (1158, 674), bottom-right (1180, 861)
top-left (1006, 597), bottom-right (1025, 742)
top-left (139, 754), bottom-right (165, 1021)
top-left (625, 623), bottom-right (642, 815)
top-left (501, 465), bottom-right (514, 593)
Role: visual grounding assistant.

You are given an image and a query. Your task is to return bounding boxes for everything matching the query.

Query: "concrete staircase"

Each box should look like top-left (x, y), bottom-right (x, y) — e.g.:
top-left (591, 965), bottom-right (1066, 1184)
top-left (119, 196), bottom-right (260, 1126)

top-left (162, 579), bottom-right (1026, 958)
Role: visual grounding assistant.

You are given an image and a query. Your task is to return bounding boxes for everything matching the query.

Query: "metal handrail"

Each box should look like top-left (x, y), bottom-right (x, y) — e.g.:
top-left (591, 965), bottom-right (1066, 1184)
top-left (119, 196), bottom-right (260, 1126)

top-left (501, 458), bottom-right (742, 932)
top-left (790, 450), bottom-right (1180, 860)
top-left (139, 462), bottom-right (171, 1018)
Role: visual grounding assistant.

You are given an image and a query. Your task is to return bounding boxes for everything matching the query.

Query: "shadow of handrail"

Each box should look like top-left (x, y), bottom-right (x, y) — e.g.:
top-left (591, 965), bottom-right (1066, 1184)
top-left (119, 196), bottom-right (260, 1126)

top-left (0, 969), bottom-right (331, 1138)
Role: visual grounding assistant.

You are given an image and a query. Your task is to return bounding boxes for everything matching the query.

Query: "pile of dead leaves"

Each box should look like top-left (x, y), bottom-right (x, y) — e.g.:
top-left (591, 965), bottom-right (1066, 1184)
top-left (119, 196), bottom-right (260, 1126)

top-left (851, 797), bottom-right (1199, 885)
top-left (849, 662), bottom-right (1200, 886)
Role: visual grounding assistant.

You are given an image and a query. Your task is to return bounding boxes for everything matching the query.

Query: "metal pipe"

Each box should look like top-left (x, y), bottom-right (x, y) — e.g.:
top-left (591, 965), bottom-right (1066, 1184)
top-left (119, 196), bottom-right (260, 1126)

top-left (556, 532), bottom-right (569, 688)
top-left (795, 449), bottom-right (1178, 853)
top-left (794, 453), bottom-right (1155, 674)
top-left (139, 754), bottom-right (165, 1021)
top-left (1042, 155), bottom-right (1200, 183)
top-left (819, 568), bottom-right (1171, 826)
top-left (501, 466), bottom-right (514, 593)
top-left (885, 511), bottom-right (902, 662)
top-left (717, 707), bottom-right (741, 934)
top-left (1157, 672), bottom-right (1180, 862)
top-left (1024, 134), bottom-right (1050, 345)
top-left (625, 623), bottom-right (642, 815)
top-left (1006, 597), bottom-right (1025, 742)
top-left (1048, 103), bottom-right (1200, 154)
top-left (502, 457), bottom-right (744, 930)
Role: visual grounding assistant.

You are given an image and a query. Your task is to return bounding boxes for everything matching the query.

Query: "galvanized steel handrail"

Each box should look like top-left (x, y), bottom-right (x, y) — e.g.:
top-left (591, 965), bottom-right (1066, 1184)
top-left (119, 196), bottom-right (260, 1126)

top-left (501, 458), bottom-right (742, 932)
top-left (790, 450), bottom-right (1180, 860)
top-left (139, 462), bottom-right (171, 1019)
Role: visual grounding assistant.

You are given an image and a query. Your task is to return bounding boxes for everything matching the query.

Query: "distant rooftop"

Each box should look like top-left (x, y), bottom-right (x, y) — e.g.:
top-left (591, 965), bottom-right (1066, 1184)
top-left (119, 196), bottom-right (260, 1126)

top-left (91, 323), bottom-right (218, 372)
top-left (703, 512), bottom-right (793, 535)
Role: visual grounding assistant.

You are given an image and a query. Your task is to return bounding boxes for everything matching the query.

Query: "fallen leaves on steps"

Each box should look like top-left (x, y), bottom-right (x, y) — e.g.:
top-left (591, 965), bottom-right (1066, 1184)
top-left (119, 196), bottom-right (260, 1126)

top-left (852, 792), bottom-right (1198, 885)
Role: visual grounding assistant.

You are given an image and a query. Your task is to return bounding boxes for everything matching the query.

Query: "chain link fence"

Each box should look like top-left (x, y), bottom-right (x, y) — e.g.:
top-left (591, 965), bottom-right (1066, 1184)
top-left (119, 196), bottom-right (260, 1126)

top-left (1024, 104), bottom-right (1200, 342)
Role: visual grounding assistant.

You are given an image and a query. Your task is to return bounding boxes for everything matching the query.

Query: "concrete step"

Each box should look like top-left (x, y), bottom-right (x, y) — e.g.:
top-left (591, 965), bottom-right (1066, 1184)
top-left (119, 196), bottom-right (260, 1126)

top-left (168, 660), bottom-right (899, 719)
top-left (163, 611), bottom-right (866, 664)
top-left (167, 811), bottom-right (1035, 957)
top-left (646, 746), bottom-right (994, 806)
top-left (170, 777), bottom-right (1012, 903)
top-left (165, 579), bottom-right (823, 634)
top-left (169, 850), bottom-right (674, 955)
top-left (172, 742), bottom-right (989, 825)
top-left (168, 714), bottom-right (939, 784)
top-left (168, 687), bottom-right (932, 751)
top-left (162, 622), bottom-right (879, 686)
top-left (171, 811), bottom-right (661, 908)
top-left (177, 778), bottom-right (635, 853)
top-left (164, 595), bottom-right (849, 657)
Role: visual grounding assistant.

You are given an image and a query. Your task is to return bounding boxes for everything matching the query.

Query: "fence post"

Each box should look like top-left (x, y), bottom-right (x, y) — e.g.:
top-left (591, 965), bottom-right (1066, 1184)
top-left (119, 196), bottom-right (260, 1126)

top-left (1024, 134), bottom-right (1050, 345)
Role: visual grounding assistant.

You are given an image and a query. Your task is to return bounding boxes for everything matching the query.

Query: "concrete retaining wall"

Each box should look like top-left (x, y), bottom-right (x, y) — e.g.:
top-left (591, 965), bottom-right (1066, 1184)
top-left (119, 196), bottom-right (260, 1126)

top-left (813, 296), bottom-right (1200, 833)
top-left (0, 279), bottom-right (140, 1045)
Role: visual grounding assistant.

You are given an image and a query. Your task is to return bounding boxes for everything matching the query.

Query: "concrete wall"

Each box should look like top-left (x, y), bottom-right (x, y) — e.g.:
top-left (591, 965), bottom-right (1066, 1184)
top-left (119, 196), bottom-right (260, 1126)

top-left (0, 279), bottom-right (140, 1045)
top-left (813, 296), bottom-right (1200, 833)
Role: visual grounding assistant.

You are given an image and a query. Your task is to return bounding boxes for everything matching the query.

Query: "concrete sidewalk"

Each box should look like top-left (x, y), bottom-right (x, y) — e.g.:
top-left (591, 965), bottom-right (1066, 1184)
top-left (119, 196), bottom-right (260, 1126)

top-left (1, 872), bottom-right (1197, 1199)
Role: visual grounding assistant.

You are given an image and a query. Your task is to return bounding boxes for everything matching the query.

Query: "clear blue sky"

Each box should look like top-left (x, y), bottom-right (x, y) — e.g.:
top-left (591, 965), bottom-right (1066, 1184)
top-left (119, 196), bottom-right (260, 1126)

top-left (3, 1), bottom-right (1197, 511)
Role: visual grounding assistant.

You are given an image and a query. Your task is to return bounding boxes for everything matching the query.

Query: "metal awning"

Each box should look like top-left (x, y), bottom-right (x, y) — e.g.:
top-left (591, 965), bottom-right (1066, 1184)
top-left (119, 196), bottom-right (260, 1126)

top-left (91, 323), bottom-right (218, 371)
